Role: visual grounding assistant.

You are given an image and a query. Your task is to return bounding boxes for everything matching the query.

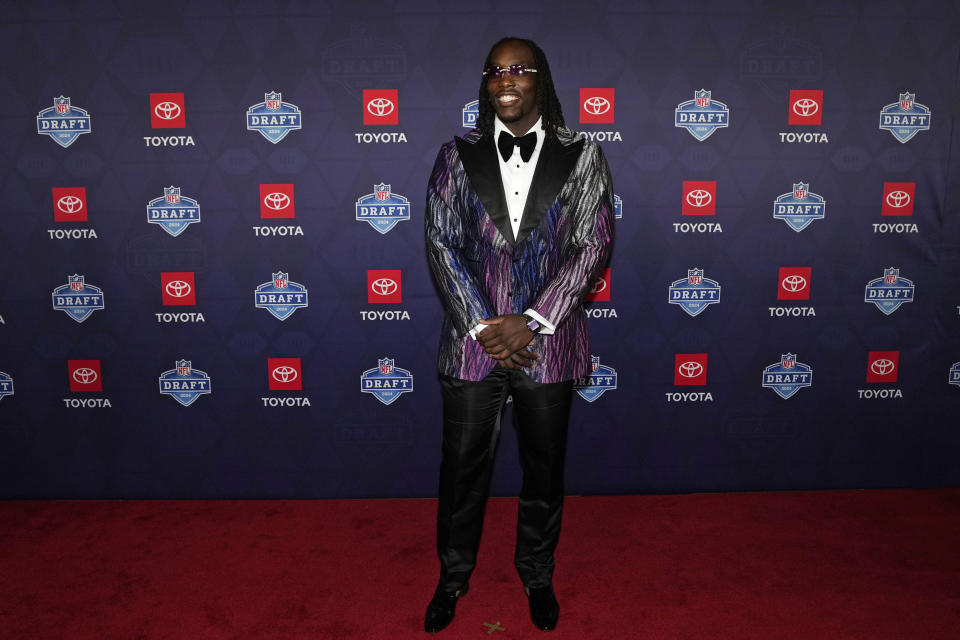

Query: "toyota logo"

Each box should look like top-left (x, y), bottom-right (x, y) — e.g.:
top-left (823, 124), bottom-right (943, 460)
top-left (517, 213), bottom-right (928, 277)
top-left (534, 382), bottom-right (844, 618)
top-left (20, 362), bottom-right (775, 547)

top-left (781, 275), bottom-right (807, 292)
top-left (57, 195), bottom-right (83, 214)
top-left (263, 192), bottom-right (290, 210)
top-left (371, 278), bottom-right (398, 296)
top-left (72, 367), bottom-right (98, 384)
top-left (367, 98), bottom-right (395, 117)
top-left (591, 277), bottom-right (607, 294)
top-left (886, 191), bottom-right (911, 208)
top-left (583, 96), bottom-right (610, 115)
top-left (165, 280), bottom-right (192, 297)
top-left (792, 98), bottom-right (819, 117)
top-left (154, 101), bottom-right (182, 120)
top-left (272, 366), bottom-right (298, 383)
top-left (870, 359), bottom-right (896, 376)
top-left (685, 189), bottom-right (712, 207)
top-left (678, 361), bottom-right (703, 378)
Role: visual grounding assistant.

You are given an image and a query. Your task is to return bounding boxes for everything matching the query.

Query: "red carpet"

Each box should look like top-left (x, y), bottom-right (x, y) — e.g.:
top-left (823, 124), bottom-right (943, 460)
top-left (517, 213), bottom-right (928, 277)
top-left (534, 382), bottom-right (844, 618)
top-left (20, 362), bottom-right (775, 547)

top-left (2, 490), bottom-right (959, 639)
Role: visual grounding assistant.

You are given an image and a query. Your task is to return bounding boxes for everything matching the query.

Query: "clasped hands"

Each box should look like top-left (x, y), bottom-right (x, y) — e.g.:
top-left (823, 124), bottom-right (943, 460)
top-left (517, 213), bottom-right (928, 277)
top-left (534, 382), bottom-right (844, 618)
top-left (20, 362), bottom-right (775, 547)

top-left (476, 314), bottom-right (539, 370)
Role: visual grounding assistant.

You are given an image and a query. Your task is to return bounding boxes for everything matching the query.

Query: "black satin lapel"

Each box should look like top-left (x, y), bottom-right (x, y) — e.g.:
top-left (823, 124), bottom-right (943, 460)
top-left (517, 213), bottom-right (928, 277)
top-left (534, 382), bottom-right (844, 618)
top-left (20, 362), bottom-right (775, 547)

top-left (515, 136), bottom-right (585, 245)
top-left (455, 135), bottom-right (514, 244)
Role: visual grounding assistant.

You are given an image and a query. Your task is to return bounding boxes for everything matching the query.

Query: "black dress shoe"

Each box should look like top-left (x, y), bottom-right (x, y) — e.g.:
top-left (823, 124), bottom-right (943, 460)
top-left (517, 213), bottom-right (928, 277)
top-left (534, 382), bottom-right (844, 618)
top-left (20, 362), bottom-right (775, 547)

top-left (526, 584), bottom-right (559, 631)
top-left (424, 582), bottom-right (469, 633)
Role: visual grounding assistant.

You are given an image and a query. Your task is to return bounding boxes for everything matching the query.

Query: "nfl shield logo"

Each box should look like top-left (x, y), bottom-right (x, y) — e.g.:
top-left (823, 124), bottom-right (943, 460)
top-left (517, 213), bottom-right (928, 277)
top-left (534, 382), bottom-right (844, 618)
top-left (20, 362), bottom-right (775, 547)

top-left (900, 93), bottom-right (914, 110)
top-left (165, 186), bottom-right (180, 204)
top-left (591, 355), bottom-right (600, 372)
top-left (379, 358), bottom-right (394, 375)
top-left (695, 89), bottom-right (710, 108)
top-left (688, 268), bottom-right (703, 285)
top-left (794, 183), bottom-right (808, 199)
top-left (273, 272), bottom-right (288, 289)
top-left (375, 184), bottom-right (390, 201)
top-left (56, 103), bottom-right (69, 114)
top-left (177, 360), bottom-right (191, 376)
top-left (69, 275), bottom-right (84, 291)
top-left (266, 92), bottom-right (281, 110)
top-left (782, 354), bottom-right (796, 369)
top-left (885, 268), bottom-right (899, 284)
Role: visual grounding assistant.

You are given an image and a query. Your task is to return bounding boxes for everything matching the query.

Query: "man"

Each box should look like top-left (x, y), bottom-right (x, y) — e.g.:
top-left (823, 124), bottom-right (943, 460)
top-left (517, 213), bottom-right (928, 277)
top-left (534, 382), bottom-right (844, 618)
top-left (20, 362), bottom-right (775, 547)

top-left (424, 37), bottom-right (615, 633)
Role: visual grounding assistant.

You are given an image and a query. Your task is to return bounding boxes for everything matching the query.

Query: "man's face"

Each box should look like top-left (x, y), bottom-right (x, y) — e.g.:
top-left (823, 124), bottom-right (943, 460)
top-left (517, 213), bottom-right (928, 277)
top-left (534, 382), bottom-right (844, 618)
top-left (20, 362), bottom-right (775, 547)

top-left (486, 40), bottom-right (540, 135)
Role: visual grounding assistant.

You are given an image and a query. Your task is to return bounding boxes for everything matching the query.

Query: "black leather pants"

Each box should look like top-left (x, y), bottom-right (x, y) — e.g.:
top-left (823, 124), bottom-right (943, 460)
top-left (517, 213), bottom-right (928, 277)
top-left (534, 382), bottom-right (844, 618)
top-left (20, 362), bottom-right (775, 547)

top-left (436, 368), bottom-right (573, 592)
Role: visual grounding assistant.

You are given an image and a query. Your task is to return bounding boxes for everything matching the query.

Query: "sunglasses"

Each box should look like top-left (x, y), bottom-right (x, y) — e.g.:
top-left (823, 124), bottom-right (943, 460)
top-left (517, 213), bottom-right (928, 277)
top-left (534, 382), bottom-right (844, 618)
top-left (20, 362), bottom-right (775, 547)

top-left (482, 63), bottom-right (538, 78)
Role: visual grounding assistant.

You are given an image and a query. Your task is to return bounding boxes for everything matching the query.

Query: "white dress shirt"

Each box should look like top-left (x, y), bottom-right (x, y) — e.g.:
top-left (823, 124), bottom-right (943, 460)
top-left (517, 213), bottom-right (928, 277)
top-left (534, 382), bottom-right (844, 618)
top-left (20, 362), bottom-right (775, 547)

top-left (471, 116), bottom-right (555, 338)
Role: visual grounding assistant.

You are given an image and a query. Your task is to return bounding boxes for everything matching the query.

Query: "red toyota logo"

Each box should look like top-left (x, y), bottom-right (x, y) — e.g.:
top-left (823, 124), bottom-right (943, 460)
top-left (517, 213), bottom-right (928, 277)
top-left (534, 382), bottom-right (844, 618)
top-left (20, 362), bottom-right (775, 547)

top-left (72, 367), bottom-right (98, 384)
top-left (583, 96), bottom-right (610, 115)
top-left (781, 275), bottom-right (807, 292)
top-left (792, 98), bottom-right (819, 117)
top-left (272, 366), bottom-right (298, 383)
top-left (678, 361), bottom-right (703, 378)
top-left (591, 277), bottom-right (607, 294)
top-left (870, 359), bottom-right (895, 376)
top-left (165, 280), bottom-right (191, 298)
top-left (886, 191), bottom-right (910, 208)
top-left (371, 278), bottom-right (398, 296)
top-left (154, 101), bottom-right (182, 120)
top-left (686, 190), bottom-right (712, 207)
top-left (263, 192), bottom-right (290, 210)
top-left (367, 98), bottom-right (395, 117)
top-left (57, 195), bottom-right (84, 214)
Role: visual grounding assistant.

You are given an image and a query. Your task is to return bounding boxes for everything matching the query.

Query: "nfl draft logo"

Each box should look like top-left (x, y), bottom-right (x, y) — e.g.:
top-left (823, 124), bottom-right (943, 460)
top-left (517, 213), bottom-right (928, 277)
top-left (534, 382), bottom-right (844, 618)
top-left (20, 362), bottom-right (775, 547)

top-left (774, 182), bottom-right (825, 232)
top-left (147, 186), bottom-right (201, 237)
top-left (762, 353), bottom-right (813, 399)
top-left (356, 183), bottom-right (410, 234)
top-left (255, 271), bottom-right (308, 320)
top-left (668, 268), bottom-right (721, 317)
top-left (462, 100), bottom-right (478, 128)
top-left (614, 194), bottom-right (622, 219)
top-left (675, 89), bottom-right (729, 141)
top-left (247, 91), bottom-right (302, 143)
top-left (52, 275), bottom-right (105, 323)
top-left (360, 357), bottom-right (413, 405)
top-left (37, 96), bottom-right (91, 148)
top-left (949, 362), bottom-right (960, 388)
top-left (0, 371), bottom-right (13, 402)
top-left (879, 92), bottom-right (931, 143)
top-left (159, 359), bottom-right (212, 407)
top-left (864, 268), bottom-right (915, 315)
top-left (574, 355), bottom-right (618, 402)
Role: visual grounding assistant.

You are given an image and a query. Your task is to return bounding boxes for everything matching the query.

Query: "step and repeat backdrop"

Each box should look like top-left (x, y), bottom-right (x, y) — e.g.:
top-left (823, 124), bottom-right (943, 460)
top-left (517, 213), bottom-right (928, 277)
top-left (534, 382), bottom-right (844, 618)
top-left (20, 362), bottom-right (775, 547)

top-left (1, 1), bottom-right (959, 498)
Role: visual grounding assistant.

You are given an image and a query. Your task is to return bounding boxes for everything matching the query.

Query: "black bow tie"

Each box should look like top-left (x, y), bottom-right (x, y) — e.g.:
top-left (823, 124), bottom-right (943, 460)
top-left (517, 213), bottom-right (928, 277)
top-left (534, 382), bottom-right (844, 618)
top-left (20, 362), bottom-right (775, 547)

top-left (497, 130), bottom-right (537, 163)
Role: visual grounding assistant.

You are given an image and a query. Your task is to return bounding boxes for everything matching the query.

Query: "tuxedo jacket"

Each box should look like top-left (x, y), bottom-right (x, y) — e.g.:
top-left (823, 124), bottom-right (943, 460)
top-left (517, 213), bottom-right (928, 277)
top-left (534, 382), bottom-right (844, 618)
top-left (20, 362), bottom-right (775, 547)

top-left (425, 126), bottom-right (615, 384)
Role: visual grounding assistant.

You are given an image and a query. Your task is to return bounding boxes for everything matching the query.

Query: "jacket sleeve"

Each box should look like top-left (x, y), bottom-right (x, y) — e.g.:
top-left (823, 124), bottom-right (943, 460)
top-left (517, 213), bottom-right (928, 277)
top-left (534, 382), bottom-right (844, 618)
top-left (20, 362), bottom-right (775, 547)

top-left (425, 142), bottom-right (497, 337)
top-left (529, 143), bottom-right (615, 327)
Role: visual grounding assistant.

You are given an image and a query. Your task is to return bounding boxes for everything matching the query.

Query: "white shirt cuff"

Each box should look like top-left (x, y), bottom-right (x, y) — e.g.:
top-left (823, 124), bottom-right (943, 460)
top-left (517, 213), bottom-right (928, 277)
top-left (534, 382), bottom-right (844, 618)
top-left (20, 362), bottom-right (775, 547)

top-left (523, 309), bottom-right (555, 335)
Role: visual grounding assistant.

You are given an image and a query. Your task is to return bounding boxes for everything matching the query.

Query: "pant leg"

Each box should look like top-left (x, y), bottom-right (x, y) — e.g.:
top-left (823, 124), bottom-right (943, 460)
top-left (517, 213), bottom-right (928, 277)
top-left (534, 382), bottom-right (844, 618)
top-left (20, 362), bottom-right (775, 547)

top-left (436, 369), bottom-right (510, 591)
top-left (509, 371), bottom-right (574, 589)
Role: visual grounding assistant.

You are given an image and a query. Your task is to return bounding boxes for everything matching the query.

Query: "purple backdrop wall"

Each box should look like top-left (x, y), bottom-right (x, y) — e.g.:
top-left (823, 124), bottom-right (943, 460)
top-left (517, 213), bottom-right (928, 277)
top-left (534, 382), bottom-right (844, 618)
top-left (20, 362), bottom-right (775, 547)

top-left (1, 0), bottom-right (959, 498)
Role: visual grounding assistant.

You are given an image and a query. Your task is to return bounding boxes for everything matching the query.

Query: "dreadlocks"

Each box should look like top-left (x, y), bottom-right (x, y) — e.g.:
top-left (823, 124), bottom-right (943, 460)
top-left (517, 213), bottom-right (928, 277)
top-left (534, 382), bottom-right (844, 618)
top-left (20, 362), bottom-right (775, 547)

top-left (476, 37), bottom-right (565, 137)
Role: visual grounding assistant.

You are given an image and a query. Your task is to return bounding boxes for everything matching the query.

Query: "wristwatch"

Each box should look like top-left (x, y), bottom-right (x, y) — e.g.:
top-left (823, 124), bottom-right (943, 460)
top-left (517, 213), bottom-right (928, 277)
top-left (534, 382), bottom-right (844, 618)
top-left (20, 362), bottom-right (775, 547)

top-left (522, 313), bottom-right (543, 334)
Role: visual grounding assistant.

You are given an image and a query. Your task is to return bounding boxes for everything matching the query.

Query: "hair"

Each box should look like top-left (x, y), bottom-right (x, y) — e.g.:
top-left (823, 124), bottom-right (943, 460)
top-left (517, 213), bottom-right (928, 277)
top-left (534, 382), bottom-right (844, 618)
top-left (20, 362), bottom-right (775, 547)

top-left (476, 37), bottom-right (565, 137)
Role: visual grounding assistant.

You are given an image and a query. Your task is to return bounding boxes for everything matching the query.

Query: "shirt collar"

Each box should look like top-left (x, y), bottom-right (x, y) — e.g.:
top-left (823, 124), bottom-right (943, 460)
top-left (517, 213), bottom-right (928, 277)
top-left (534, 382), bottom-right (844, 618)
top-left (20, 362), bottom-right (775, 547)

top-left (494, 116), bottom-right (543, 140)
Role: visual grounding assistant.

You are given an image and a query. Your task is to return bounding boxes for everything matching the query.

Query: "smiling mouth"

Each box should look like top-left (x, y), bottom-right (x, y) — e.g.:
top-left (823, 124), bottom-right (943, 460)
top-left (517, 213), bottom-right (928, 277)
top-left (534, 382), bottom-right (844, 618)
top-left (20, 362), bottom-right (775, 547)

top-left (496, 94), bottom-right (520, 106)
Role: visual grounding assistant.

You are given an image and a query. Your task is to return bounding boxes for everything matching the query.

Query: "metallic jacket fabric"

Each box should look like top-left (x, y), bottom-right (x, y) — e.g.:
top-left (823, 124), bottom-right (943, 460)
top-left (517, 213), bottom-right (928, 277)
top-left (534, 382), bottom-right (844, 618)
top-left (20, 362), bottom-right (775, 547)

top-left (425, 127), bottom-right (615, 383)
